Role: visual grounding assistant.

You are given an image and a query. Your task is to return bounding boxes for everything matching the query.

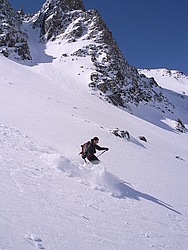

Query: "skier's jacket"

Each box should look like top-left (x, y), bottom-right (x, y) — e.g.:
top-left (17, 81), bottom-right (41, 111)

top-left (84, 139), bottom-right (106, 159)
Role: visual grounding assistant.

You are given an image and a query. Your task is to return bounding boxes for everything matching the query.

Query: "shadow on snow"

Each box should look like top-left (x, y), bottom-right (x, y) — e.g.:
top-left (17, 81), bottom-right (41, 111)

top-left (57, 157), bottom-right (181, 215)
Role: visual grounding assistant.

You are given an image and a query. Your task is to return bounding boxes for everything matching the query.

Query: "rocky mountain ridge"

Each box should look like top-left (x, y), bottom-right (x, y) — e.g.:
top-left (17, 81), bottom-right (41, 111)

top-left (31, 0), bottom-right (171, 112)
top-left (0, 0), bottom-right (31, 60)
top-left (0, 0), bottom-right (186, 114)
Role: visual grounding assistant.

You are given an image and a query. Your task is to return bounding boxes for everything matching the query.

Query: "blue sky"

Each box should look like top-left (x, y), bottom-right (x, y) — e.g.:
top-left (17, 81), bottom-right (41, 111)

top-left (9, 0), bottom-right (188, 75)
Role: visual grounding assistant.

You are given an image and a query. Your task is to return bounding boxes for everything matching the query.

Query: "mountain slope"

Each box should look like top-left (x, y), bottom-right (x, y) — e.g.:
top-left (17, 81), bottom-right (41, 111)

top-left (0, 41), bottom-right (188, 249)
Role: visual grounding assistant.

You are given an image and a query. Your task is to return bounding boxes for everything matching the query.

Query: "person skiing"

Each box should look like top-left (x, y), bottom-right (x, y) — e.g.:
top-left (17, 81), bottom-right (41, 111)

top-left (82, 137), bottom-right (109, 164)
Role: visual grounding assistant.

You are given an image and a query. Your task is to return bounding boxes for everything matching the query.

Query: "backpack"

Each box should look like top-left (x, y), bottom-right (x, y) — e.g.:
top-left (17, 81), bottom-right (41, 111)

top-left (80, 141), bottom-right (90, 157)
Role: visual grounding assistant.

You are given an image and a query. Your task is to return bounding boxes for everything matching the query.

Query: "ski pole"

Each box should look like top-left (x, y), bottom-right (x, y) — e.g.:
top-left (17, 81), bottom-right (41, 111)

top-left (97, 150), bottom-right (107, 158)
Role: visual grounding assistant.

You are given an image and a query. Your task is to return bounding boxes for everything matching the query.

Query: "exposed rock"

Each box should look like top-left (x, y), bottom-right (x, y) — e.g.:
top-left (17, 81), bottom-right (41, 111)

top-left (112, 129), bottom-right (121, 138)
top-left (175, 118), bottom-right (186, 133)
top-left (112, 129), bottom-right (130, 139)
top-left (98, 82), bottom-right (107, 93)
top-left (19, 6), bottom-right (24, 16)
top-left (139, 136), bottom-right (147, 142)
top-left (33, 0), bottom-right (85, 41)
top-left (120, 130), bottom-right (130, 139)
top-left (0, 0), bottom-right (31, 61)
top-left (175, 156), bottom-right (185, 161)
top-left (88, 82), bottom-right (96, 88)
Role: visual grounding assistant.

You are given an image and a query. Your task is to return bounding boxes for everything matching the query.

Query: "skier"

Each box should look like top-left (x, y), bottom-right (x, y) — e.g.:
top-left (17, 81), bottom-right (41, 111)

top-left (82, 137), bottom-right (109, 164)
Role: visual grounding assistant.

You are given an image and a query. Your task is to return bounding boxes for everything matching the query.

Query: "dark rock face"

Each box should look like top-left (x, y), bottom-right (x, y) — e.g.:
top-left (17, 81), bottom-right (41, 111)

top-left (175, 118), bottom-right (186, 133)
top-left (33, 0), bottom-right (85, 40)
top-left (0, 0), bottom-right (31, 60)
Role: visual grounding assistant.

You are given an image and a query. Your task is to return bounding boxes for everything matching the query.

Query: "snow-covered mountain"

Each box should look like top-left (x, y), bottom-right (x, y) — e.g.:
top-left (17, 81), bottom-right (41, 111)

top-left (30, 0), bottom-right (181, 113)
top-left (1, 0), bottom-right (182, 113)
top-left (0, 0), bottom-right (188, 249)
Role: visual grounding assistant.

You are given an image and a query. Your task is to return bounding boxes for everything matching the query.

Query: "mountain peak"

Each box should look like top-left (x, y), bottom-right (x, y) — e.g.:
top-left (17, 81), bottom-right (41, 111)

top-left (41, 0), bottom-right (85, 12)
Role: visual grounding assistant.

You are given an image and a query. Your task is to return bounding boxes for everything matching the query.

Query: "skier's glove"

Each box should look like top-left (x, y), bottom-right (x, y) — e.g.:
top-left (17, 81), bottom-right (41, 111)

top-left (105, 148), bottom-right (109, 151)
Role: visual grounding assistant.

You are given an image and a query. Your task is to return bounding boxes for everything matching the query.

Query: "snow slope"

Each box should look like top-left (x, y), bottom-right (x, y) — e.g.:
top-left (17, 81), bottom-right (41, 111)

top-left (0, 21), bottom-right (188, 250)
top-left (138, 68), bottom-right (188, 95)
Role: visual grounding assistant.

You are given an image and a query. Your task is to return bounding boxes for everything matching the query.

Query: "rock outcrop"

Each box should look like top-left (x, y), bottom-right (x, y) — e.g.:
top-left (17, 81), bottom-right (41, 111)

top-left (32, 0), bottom-right (85, 40)
top-left (0, 0), bottom-right (31, 60)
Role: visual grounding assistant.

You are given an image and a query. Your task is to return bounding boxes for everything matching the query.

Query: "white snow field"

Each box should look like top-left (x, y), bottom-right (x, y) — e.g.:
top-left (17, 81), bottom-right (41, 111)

top-left (0, 21), bottom-right (188, 250)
